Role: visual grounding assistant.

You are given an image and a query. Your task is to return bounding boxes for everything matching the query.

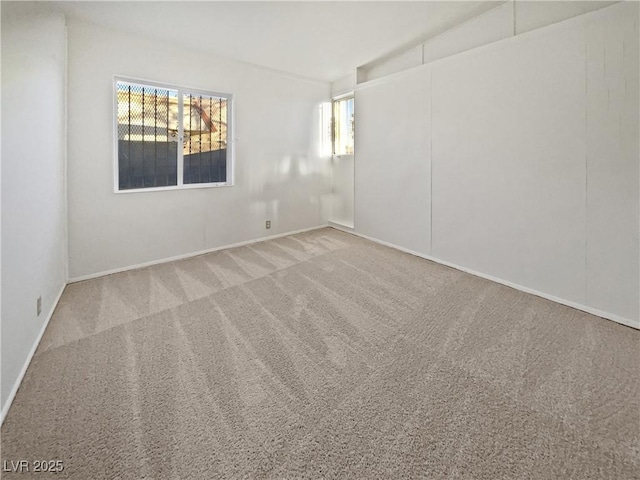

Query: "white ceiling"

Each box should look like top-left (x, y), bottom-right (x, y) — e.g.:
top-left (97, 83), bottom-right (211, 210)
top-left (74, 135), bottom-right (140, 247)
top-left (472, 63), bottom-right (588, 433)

top-left (48, 1), bottom-right (502, 82)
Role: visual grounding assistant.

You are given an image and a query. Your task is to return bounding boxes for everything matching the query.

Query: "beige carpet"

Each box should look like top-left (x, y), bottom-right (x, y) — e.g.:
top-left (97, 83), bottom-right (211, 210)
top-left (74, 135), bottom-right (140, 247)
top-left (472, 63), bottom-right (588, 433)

top-left (2, 228), bottom-right (638, 479)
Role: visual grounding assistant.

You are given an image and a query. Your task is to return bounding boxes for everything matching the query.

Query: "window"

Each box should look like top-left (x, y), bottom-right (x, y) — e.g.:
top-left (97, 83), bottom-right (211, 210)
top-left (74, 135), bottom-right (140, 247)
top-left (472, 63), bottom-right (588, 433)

top-left (114, 78), bottom-right (232, 191)
top-left (332, 95), bottom-right (354, 155)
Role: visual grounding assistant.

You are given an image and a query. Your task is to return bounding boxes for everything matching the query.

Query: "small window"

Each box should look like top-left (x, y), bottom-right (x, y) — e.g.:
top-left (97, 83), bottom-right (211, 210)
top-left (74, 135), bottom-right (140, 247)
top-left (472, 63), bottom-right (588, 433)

top-left (332, 95), bottom-right (354, 155)
top-left (115, 78), bottom-right (232, 192)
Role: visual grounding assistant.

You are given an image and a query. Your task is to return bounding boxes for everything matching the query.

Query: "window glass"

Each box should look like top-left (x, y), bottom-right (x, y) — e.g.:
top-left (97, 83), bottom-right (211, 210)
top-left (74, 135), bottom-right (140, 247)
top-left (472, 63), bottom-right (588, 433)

top-left (116, 82), bottom-right (179, 189)
top-left (115, 79), bottom-right (232, 191)
top-left (183, 93), bottom-right (228, 185)
top-left (333, 96), bottom-right (354, 155)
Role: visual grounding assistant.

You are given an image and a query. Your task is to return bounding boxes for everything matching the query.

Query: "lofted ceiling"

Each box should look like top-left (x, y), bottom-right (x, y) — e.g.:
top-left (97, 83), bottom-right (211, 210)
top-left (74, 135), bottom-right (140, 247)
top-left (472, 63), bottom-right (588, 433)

top-left (47, 1), bottom-right (502, 82)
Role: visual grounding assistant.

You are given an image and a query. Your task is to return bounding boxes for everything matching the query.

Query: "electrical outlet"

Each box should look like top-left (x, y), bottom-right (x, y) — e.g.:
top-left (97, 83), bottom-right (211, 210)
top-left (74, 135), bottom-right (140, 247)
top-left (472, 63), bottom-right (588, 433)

top-left (37, 296), bottom-right (42, 316)
top-left (266, 220), bottom-right (271, 229)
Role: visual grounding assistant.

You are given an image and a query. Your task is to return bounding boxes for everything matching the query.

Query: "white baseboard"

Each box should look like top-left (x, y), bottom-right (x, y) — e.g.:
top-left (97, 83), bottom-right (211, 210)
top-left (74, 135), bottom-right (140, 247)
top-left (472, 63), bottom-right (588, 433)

top-left (328, 220), bottom-right (354, 230)
top-left (68, 224), bottom-right (329, 283)
top-left (330, 226), bottom-right (639, 331)
top-left (1, 283), bottom-right (66, 425)
top-left (2, 224), bottom-right (330, 424)
top-left (4, 222), bottom-right (633, 427)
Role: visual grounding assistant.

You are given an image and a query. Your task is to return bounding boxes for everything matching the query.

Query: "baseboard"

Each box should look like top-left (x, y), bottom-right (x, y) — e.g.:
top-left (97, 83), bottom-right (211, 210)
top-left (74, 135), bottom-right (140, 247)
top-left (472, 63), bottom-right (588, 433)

top-left (68, 224), bottom-right (329, 283)
top-left (2, 224), bottom-right (330, 423)
top-left (1, 283), bottom-right (66, 425)
top-left (330, 226), bottom-right (640, 331)
top-left (328, 220), bottom-right (354, 230)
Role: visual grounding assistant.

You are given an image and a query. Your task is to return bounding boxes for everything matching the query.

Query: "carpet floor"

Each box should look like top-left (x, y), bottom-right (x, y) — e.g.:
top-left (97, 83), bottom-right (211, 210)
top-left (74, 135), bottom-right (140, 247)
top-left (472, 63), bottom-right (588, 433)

top-left (1, 228), bottom-right (638, 479)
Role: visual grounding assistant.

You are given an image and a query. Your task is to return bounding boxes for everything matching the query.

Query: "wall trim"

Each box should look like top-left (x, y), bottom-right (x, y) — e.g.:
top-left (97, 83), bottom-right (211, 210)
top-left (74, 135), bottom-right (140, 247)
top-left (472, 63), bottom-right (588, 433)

top-left (1, 283), bottom-right (66, 425)
top-left (330, 225), bottom-right (639, 331)
top-left (69, 224), bottom-right (329, 283)
top-left (354, 2), bottom-right (624, 92)
top-left (357, 0), bottom-right (509, 86)
top-left (356, 2), bottom-right (622, 91)
top-left (328, 220), bottom-right (354, 230)
top-left (3, 224), bottom-right (328, 423)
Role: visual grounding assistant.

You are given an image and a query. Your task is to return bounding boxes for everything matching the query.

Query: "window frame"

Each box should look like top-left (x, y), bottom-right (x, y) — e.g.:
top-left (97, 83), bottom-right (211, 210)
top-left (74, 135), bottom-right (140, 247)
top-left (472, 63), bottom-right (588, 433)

top-left (331, 92), bottom-right (355, 157)
top-left (112, 76), bottom-right (234, 193)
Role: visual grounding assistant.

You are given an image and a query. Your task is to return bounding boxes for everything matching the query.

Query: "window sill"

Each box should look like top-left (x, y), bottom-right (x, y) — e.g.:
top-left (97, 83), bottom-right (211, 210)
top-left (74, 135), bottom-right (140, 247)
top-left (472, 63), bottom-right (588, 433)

top-left (114, 182), bottom-right (233, 194)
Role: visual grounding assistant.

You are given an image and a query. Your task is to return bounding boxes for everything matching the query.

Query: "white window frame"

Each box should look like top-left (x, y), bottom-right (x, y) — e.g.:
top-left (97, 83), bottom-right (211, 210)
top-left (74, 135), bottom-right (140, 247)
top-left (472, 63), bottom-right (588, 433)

top-left (113, 76), bottom-right (234, 193)
top-left (331, 92), bottom-right (355, 157)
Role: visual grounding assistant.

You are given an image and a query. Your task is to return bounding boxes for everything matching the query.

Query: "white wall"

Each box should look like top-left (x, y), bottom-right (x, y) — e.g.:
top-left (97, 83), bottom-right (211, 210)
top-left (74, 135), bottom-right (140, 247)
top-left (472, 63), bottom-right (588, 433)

top-left (1, 8), bottom-right (68, 412)
top-left (584, 4), bottom-right (640, 322)
top-left (422, 1), bottom-right (514, 67)
top-left (364, 45), bottom-right (423, 83)
top-left (354, 0), bottom-right (618, 85)
top-left (331, 72), bottom-right (356, 98)
top-left (356, 69), bottom-right (431, 254)
top-left (431, 17), bottom-right (587, 305)
top-left (66, 20), bottom-right (332, 280)
top-left (331, 155), bottom-right (355, 228)
top-left (515, 0), bottom-right (616, 34)
top-left (353, 2), bottom-right (639, 328)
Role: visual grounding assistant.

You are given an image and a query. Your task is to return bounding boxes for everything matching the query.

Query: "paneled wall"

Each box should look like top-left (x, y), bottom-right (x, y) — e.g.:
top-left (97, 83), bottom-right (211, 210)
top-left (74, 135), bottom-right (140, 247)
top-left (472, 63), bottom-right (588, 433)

top-left (357, 1), bottom-right (616, 84)
top-left (356, 69), bottom-right (432, 255)
top-left (353, 2), bottom-right (639, 327)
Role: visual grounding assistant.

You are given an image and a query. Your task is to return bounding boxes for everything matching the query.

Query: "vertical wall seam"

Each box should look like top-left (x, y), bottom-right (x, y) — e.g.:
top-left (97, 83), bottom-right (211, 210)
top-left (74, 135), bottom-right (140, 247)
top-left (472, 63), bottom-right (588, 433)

top-left (353, 93), bottom-right (356, 229)
top-left (429, 69), bottom-right (433, 255)
top-left (584, 21), bottom-right (589, 305)
top-left (64, 22), bottom-right (70, 283)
